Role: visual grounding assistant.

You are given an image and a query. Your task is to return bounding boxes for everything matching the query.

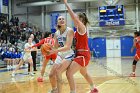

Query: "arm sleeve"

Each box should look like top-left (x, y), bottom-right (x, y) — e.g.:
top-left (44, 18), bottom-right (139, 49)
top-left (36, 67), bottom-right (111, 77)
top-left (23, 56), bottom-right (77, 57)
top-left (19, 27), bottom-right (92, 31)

top-left (32, 39), bottom-right (45, 47)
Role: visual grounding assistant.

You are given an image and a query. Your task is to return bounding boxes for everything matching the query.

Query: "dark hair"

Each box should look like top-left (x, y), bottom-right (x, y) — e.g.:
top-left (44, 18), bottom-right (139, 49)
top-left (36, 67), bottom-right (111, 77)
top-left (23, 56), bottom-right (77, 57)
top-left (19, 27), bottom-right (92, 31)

top-left (44, 32), bottom-right (52, 38)
top-left (134, 31), bottom-right (140, 36)
top-left (78, 12), bottom-right (89, 26)
top-left (57, 25), bottom-right (61, 29)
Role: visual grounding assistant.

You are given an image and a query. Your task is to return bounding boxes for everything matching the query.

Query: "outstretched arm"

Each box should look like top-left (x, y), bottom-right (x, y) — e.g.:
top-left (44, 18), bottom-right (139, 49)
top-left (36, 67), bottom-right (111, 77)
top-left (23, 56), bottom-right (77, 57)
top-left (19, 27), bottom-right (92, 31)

top-left (32, 39), bottom-right (45, 48)
top-left (63, 0), bottom-right (86, 35)
top-left (131, 39), bottom-right (136, 53)
top-left (53, 33), bottom-right (59, 49)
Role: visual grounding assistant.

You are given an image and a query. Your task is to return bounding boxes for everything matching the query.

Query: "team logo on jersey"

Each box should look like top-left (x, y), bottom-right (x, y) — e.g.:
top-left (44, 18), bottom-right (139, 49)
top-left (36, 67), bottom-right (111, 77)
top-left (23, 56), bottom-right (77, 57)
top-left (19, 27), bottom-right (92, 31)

top-left (58, 37), bottom-right (66, 41)
top-left (58, 37), bottom-right (62, 41)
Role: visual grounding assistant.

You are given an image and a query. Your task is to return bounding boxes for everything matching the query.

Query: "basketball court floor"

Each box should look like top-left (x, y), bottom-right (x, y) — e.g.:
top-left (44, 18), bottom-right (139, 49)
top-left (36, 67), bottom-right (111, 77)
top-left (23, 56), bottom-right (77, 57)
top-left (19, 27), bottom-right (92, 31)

top-left (0, 57), bottom-right (140, 93)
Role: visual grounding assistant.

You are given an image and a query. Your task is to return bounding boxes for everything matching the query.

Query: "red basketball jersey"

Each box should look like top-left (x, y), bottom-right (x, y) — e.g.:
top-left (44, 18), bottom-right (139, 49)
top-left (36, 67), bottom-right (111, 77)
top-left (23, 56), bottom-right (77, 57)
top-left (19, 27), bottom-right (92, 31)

top-left (44, 37), bottom-right (55, 45)
top-left (32, 37), bottom-right (55, 47)
top-left (73, 30), bottom-right (90, 67)
top-left (74, 31), bottom-right (89, 50)
top-left (135, 36), bottom-right (140, 50)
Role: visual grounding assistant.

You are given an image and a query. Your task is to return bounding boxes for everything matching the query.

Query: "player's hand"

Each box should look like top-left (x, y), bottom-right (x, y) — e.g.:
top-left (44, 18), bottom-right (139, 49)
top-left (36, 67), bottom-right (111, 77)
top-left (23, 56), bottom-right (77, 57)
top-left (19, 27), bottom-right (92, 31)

top-left (63, 0), bottom-right (67, 3)
top-left (48, 49), bottom-right (58, 55)
top-left (47, 43), bottom-right (53, 47)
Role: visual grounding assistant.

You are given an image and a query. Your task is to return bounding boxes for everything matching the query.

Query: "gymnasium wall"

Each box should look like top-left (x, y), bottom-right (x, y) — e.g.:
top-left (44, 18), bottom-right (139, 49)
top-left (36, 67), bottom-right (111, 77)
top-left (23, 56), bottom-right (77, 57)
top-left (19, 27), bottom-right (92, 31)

top-left (88, 36), bottom-right (136, 58)
top-left (11, 0), bottom-right (85, 31)
top-left (12, 0), bottom-right (42, 29)
top-left (11, 0), bottom-right (139, 33)
top-left (89, 0), bottom-right (138, 38)
top-left (11, 0), bottom-right (139, 57)
top-left (45, 14), bottom-right (51, 31)
top-left (125, 5), bottom-right (136, 25)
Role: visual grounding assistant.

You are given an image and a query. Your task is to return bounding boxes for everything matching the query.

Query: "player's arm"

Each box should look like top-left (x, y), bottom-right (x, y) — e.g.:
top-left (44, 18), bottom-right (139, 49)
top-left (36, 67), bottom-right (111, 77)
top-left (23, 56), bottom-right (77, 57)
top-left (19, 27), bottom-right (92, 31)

top-left (32, 39), bottom-right (45, 48)
top-left (56, 28), bottom-right (74, 52)
top-left (53, 33), bottom-right (59, 49)
top-left (131, 39), bottom-right (136, 53)
top-left (63, 0), bottom-right (86, 35)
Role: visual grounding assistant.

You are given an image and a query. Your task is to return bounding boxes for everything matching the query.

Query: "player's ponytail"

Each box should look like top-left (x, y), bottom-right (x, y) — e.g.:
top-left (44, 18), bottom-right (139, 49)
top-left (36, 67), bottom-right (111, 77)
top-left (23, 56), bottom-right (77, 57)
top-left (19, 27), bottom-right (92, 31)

top-left (134, 31), bottom-right (140, 36)
top-left (78, 12), bottom-right (90, 26)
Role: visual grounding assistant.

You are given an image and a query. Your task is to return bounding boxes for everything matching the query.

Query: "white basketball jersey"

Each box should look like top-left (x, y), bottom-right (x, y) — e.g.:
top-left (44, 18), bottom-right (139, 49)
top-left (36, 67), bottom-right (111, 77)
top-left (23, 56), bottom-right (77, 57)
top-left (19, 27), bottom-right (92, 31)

top-left (55, 27), bottom-right (74, 58)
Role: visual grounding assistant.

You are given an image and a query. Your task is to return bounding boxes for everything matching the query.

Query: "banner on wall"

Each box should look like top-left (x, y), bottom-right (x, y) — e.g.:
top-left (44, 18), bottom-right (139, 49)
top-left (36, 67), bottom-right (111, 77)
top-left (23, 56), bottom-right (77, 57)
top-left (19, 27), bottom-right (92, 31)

top-left (50, 13), bottom-right (59, 33)
top-left (0, 0), bottom-right (8, 14)
top-left (0, 0), bottom-right (2, 13)
top-left (3, 0), bottom-right (8, 6)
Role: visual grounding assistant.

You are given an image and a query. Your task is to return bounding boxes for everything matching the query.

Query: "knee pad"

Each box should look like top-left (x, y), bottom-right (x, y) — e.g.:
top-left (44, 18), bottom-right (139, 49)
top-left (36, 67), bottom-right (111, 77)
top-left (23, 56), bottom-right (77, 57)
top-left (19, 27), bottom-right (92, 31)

top-left (133, 60), bottom-right (137, 65)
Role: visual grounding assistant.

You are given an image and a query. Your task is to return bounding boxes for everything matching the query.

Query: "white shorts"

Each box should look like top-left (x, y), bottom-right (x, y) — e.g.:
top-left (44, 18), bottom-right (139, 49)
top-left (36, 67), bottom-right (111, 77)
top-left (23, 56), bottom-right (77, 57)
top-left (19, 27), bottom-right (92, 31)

top-left (22, 54), bottom-right (32, 62)
top-left (55, 53), bottom-right (75, 64)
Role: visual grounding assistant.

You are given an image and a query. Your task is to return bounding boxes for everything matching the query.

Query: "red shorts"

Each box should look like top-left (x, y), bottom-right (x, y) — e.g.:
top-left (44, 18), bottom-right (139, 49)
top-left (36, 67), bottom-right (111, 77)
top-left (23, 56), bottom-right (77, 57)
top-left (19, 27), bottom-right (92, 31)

top-left (134, 51), bottom-right (140, 61)
top-left (44, 53), bottom-right (57, 61)
top-left (73, 51), bottom-right (90, 67)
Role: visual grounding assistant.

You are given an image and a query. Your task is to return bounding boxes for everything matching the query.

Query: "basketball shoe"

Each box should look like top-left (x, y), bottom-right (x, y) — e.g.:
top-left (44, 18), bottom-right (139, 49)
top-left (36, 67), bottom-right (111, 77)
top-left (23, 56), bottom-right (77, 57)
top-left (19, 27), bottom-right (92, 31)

top-left (129, 73), bottom-right (136, 77)
top-left (37, 77), bottom-right (44, 82)
top-left (90, 87), bottom-right (99, 93)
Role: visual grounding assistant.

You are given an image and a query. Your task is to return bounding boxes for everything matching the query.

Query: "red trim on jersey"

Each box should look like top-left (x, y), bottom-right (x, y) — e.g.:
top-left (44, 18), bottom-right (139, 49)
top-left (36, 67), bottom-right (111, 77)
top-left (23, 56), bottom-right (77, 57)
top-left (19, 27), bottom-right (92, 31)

top-left (135, 37), bottom-right (140, 50)
top-left (73, 31), bottom-right (90, 67)
top-left (32, 37), bottom-right (55, 47)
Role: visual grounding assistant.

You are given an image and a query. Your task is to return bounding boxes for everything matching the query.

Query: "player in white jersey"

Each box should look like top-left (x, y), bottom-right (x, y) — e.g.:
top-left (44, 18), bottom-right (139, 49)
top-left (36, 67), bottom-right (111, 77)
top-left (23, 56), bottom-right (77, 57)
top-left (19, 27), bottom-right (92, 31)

top-left (12, 38), bottom-right (34, 77)
top-left (48, 16), bottom-right (74, 93)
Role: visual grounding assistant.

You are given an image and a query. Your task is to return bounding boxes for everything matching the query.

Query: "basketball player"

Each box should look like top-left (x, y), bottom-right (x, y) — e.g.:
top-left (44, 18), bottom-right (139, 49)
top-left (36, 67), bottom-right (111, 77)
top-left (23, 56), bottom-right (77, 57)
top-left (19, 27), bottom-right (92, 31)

top-left (63, 0), bottom-right (98, 93)
top-left (48, 15), bottom-right (74, 93)
top-left (12, 38), bottom-right (34, 77)
top-left (31, 32), bottom-right (57, 82)
top-left (130, 32), bottom-right (140, 77)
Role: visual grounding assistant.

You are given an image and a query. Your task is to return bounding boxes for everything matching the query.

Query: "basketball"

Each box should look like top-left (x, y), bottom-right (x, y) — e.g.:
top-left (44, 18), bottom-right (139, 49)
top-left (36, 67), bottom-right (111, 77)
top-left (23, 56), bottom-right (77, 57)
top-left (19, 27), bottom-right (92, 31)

top-left (41, 43), bottom-right (52, 56)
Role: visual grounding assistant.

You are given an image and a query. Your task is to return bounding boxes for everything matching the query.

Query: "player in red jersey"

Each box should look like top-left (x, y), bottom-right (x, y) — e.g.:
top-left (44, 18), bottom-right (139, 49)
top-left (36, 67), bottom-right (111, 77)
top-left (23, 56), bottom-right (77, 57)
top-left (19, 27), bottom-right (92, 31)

top-left (130, 32), bottom-right (140, 77)
top-left (32, 32), bottom-right (57, 82)
top-left (63, 0), bottom-right (98, 93)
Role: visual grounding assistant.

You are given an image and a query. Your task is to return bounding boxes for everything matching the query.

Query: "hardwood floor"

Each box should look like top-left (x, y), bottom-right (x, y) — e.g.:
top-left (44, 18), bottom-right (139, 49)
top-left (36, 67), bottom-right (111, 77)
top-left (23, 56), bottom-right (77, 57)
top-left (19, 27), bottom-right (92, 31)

top-left (0, 58), bottom-right (140, 93)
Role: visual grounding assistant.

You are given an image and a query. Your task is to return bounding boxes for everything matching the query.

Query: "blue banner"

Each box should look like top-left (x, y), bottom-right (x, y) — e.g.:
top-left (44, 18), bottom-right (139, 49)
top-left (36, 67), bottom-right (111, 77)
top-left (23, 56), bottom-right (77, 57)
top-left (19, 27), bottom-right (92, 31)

top-left (0, 0), bottom-right (1, 13)
top-left (3, 0), bottom-right (8, 6)
top-left (50, 13), bottom-right (59, 33)
top-left (50, 13), bottom-right (59, 29)
top-left (99, 20), bottom-right (125, 26)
